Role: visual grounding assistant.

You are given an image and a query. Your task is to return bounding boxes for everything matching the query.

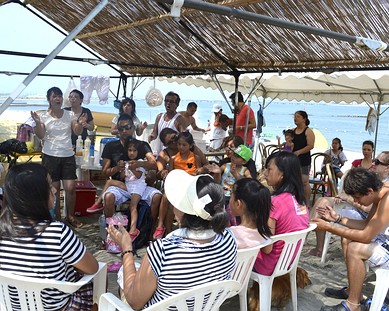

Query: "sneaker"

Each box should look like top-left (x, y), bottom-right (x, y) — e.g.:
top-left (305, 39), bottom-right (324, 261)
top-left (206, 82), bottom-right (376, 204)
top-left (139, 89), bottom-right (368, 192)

top-left (324, 287), bottom-right (349, 300)
top-left (129, 228), bottom-right (140, 242)
top-left (87, 203), bottom-right (104, 213)
top-left (153, 227), bottom-right (165, 240)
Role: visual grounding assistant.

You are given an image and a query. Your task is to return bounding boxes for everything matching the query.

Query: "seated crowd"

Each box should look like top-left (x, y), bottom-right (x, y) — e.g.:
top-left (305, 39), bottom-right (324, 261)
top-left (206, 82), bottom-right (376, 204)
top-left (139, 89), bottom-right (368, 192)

top-left (1, 87), bottom-right (388, 311)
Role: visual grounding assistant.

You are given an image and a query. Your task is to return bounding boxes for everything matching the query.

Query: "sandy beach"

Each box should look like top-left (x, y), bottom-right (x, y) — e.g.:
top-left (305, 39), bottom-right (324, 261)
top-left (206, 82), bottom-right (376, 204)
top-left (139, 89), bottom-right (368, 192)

top-left (73, 213), bottom-right (380, 311)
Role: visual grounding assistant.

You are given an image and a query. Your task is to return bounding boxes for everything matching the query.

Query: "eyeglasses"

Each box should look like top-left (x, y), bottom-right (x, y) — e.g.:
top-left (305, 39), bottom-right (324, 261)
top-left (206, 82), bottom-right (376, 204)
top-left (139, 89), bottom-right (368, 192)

top-left (117, 125), bottom-right (133, 132)
top-left (374, 158), bottom-right (389, 166)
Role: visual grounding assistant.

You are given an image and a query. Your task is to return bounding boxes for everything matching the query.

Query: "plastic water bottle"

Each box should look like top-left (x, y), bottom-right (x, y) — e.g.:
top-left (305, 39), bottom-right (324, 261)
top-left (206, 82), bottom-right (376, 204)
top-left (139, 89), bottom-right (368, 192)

top-left (83, 136), bottom-right (91, 162)
top-left (75, 135), bottom-right (83, 156)
top-left (99, 215), bottom-right (107, 240)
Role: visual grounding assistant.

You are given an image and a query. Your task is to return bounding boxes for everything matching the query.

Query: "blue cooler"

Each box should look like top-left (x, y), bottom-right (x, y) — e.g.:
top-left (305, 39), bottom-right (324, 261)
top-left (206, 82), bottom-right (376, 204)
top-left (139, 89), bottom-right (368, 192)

top-left (100, 137), bottom-right (119, 165)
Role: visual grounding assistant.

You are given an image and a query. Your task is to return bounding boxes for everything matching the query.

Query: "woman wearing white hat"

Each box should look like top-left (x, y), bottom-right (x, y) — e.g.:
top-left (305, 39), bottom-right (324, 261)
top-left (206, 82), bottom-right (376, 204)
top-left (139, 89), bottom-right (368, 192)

top-left (106, 169), bottom-right (237, 310)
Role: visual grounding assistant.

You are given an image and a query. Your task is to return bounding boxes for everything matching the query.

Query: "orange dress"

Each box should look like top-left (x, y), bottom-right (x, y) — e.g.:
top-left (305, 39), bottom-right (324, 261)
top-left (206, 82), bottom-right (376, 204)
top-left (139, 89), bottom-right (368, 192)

top-left (173, 151), bottom-right (197, 175)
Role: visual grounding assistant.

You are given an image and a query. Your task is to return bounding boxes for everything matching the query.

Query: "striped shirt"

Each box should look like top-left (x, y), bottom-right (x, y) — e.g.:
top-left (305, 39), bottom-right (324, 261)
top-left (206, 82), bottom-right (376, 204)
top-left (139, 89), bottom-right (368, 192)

top-left (0, 221), bottom-right (86, 310)
top-left (145, 228), bottom-right (237, 308)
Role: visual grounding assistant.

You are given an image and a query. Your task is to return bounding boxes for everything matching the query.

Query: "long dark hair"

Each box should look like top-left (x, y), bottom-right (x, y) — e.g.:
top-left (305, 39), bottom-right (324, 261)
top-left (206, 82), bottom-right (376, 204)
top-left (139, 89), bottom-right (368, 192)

top-left (231, 178), bottom-right (272, 238)
top-left (0, 163), bottom-right (52, 240)
top-left (266, 151), bottom-right (305, 205)
top-left (181, 176), bottom-right (228, 234)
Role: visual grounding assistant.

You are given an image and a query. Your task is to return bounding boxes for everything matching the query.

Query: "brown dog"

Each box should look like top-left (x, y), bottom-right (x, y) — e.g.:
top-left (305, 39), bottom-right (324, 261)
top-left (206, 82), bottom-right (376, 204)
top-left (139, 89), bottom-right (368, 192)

top-left (247, 267), bottom-right (311, 311)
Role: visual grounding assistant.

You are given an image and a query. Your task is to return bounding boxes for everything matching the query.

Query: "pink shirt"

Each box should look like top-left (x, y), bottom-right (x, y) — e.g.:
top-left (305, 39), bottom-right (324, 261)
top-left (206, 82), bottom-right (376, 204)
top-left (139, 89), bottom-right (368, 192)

top-left (230, 226), bottom-right (270, 249)
top-left (254, 192), bottom-right (308, 276)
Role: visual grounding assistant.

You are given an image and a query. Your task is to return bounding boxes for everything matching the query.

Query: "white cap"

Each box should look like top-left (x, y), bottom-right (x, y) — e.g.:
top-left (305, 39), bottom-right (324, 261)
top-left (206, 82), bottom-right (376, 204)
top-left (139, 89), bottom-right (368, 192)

top-left (164, 170), bottom-right (213, 220)
top-left (212, 104), bottom-right (223, 112)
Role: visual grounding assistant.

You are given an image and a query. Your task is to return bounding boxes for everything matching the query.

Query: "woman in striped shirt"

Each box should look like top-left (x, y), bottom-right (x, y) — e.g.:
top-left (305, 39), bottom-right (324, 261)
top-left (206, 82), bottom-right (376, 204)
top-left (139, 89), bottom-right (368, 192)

top-left (0, 163), bottom-right (98, 311)
top-left (107, 169), bottom-right (237, 310)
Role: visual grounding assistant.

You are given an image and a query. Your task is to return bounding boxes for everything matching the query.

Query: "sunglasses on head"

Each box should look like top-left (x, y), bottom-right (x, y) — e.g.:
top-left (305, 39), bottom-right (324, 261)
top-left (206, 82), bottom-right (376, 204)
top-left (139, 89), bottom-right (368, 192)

top-left (374, 158), bottom-right (389, 166)
top-left (117, 125), bottom-right (133, 132)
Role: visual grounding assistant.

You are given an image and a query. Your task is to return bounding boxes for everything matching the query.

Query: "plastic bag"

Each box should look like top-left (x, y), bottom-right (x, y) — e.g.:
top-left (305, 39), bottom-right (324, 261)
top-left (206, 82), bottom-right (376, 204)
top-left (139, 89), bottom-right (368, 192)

top-left (105, 213), bottom-right (128, 253)
top-left (145, 87), bottom-right (163, 107)
top-left (63, 78), bottom-right (77, 108)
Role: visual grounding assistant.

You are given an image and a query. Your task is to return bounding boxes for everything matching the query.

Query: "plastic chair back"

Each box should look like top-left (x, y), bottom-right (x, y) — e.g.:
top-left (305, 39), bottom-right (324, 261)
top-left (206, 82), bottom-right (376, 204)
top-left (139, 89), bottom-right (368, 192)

top-left (250, 223), bottom-right (317, 311)
top-left (99, 280), bottom-right (241, 311)
top-left (231, 242), bottom-right (271, 311)
top-left (325, 163), bottom-right (338, 197)
top-left (369, 267), bottom-right (389, 311)
top-left (0, 262), bottom-right (107, 311)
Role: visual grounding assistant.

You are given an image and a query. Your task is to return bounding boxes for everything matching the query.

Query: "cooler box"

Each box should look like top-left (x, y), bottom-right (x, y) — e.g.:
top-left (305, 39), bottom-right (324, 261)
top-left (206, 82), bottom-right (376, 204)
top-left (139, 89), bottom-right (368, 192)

top-left (74, 181), bottom-right (96, 216)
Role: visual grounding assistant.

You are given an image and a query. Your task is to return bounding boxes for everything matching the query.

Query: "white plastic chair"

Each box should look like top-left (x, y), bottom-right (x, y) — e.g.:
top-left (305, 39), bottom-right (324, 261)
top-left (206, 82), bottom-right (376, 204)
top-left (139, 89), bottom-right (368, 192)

top-left (99, 280), bottom-right (241, 311)
top-left (368, 266), bottom-right (389, 311)
top-left (249, 223), bottom-right (317, 311)
top-left (0, 262), bottom-right (107, 311)
top-left (230, 242), bottom-right (272, 311)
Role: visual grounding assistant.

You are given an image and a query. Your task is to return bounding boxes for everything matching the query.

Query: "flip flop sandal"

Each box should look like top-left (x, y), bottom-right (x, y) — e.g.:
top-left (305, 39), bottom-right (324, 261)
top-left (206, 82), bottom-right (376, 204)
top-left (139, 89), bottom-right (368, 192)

top-left (129, 228), bottom-right (140, 242)
top-left (107, 261), bottom-right (122, 273)
top-left (320, 301), bottom-right (352, 311)
top-left (153, 227), bottom-right (165, 240)
top-left (67, 217), bottom-right (83, 228)
top-left (324, 287), bottom-right (349, 299)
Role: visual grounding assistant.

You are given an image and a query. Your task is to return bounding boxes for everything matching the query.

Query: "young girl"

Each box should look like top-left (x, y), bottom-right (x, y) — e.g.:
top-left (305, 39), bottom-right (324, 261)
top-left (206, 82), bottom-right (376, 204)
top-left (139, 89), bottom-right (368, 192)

top-left (210, 145), bottom-right (253, 226)
top-left (352, 140), bottom-right (374, 169)
top-left (88, 137), bottom-right (147, 241)
top-left (322, 137), bottom-right (348, 178)
top-left (277, 129), bottom-right (294, 152)
top-left (168, 132), bottom-right (201, 175)
top-left (229, 178), bottom-right (272, 248)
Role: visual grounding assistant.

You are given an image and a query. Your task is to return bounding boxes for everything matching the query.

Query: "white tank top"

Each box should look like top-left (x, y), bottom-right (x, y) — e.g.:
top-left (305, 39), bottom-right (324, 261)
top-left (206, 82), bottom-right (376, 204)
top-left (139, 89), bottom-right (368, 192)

top-left (155, 112), bottom-right (180, 153)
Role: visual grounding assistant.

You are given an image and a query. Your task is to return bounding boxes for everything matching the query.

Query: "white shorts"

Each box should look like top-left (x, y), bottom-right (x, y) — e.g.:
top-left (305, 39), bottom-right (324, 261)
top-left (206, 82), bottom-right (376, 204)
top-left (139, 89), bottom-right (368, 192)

top-left (103, 186), bottom-right (131, 206)
top-left (103, 185), bottom-right (161, 207)
top-left (125, 181), bottom-right (147, 197)
top-left (142, 186), bottom-right (161, 206)
top-left (366, 241), bottom-right (389, 269)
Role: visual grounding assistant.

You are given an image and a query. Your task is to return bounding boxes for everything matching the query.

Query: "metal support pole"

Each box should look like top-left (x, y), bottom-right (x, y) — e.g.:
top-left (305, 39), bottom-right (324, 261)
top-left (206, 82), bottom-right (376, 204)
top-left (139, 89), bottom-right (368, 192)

top-left (0, 0), bottom-right (110, 115)
top-left (156, 0), bottom-right (388, 51)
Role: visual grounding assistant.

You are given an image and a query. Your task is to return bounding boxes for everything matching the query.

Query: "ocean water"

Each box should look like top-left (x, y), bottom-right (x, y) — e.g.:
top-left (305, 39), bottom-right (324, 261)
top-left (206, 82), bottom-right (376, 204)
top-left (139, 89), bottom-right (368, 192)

top-left (2, 98), bottom-right (388, 154)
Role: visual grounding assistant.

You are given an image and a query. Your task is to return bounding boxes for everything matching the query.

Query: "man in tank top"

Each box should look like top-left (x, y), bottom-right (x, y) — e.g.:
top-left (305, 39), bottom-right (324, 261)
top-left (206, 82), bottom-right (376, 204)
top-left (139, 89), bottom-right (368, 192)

top-left (148, 91), bottom-right (186, 154)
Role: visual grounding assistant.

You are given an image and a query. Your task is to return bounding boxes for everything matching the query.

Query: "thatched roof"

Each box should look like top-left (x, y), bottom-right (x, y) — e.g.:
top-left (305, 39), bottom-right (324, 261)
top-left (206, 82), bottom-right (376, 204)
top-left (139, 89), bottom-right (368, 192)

top-left (3, 0), bottom-right (389, 76)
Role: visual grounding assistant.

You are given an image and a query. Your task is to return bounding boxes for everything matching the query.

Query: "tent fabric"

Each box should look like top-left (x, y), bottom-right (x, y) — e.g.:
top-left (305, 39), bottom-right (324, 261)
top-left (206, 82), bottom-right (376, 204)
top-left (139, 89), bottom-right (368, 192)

top-left (2, 0), bottom-right (387, 77)
top-left (159, 71), bottom-right (389, 104)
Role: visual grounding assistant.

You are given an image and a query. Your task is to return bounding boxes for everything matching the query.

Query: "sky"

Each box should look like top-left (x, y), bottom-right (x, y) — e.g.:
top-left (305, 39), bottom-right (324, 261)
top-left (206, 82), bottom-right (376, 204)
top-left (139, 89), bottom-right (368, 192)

top-left (0, 3), bottom-right (224, 101)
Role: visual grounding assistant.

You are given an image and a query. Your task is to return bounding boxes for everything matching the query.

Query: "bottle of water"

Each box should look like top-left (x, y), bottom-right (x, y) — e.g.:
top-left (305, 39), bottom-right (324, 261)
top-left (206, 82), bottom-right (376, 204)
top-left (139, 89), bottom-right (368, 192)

top-left (83, 136), bottom-right (91, 162)
top-left (75, 135), bottom-right (83, 156)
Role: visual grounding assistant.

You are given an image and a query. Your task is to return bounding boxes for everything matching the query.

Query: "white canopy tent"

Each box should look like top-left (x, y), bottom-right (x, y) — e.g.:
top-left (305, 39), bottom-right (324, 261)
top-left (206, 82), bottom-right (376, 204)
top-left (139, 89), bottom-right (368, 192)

top-left (159, 71), bottom-right (389, 153)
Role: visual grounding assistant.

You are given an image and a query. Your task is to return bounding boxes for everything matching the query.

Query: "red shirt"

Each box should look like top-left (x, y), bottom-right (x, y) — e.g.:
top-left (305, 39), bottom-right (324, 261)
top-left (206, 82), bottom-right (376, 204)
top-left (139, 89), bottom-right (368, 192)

top-left (236, 105), bottom-right (255, 145)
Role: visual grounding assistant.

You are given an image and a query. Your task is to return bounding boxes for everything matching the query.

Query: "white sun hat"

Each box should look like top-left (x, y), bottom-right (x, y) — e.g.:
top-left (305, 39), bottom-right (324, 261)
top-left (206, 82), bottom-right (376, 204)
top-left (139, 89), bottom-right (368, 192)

top-left (164, 169), bottom-right (214, 220)
top-left (211, 104), bottom-right (223, 112)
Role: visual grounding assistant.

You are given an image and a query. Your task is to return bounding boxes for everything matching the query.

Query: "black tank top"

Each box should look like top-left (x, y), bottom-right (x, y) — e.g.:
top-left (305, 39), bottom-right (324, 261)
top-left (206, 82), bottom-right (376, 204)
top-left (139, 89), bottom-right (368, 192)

top-left (293, 127), bottom-right (311, 167)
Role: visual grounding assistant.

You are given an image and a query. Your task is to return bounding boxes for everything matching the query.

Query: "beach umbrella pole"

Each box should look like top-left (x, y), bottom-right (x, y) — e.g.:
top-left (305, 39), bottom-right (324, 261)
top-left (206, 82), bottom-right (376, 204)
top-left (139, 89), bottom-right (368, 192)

top-left (0, 0), bottom-right (110, 116)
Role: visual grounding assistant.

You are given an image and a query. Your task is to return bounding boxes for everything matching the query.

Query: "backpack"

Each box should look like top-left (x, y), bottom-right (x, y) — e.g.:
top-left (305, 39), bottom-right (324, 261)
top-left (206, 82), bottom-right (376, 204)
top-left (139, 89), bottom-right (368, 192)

top-left (16, 124), bottom-right (34, 142)
top-left (125, 200), bottom-right (152, 251)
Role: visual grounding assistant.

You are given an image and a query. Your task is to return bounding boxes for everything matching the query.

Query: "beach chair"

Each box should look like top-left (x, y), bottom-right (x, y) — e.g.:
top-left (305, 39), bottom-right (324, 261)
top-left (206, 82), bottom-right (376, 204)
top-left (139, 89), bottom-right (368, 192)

top-left (249, 223), bottom-right (317, 311)
top-left (0, 262), bottom-right (107, 311)
top-left (368, 266), bottom-right (389, 311)
top-left (321, 163), bottom-right (343, 264)
top-left (231, 242), bottom-right (272, 311)
top-left (99, 280), bottom-right (241, 311)
top-left (309, 153), bottom-right (331, 205)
